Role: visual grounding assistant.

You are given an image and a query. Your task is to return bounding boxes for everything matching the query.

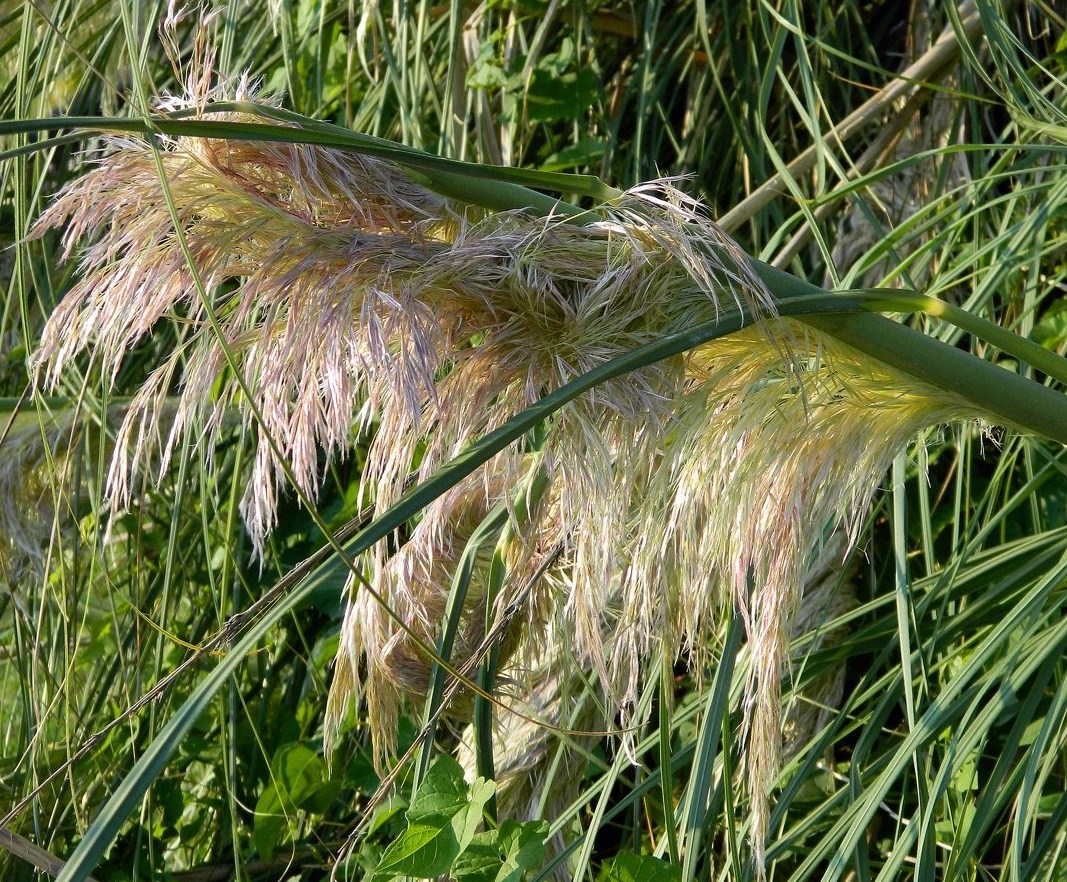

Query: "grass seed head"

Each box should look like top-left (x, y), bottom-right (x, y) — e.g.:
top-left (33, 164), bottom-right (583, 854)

top-left (31, 72), bottom-right (985, 871)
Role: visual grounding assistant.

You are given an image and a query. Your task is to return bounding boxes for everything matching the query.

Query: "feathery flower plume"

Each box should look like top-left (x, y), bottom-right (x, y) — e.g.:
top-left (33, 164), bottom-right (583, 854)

top-left (30, 71), bottom-right (986, 870)
top-left (781, 535), bottom-right (855, 761)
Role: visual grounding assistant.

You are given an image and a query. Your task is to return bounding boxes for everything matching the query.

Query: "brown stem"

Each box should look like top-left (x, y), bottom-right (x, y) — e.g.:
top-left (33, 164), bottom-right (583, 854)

top-left (717, 1), bottom-right (982, 234)
top-left (769, 84), bottom-right (932, 270)
top-left (0, 827), bottom-right (100, 882)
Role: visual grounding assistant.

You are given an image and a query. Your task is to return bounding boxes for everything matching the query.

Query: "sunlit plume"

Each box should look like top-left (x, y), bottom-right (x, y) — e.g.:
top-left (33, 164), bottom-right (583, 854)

top-left (30, 77), bottom-right (982, 865)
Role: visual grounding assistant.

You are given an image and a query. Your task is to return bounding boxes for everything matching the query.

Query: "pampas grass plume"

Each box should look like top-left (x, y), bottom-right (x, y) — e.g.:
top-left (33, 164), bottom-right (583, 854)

top-left (29, 72), bottom-right (985, 872)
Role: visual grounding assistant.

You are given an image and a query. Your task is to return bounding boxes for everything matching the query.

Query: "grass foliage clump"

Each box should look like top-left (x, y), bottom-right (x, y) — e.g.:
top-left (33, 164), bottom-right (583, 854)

top-left (2, 2), bottom-right (1067, 881)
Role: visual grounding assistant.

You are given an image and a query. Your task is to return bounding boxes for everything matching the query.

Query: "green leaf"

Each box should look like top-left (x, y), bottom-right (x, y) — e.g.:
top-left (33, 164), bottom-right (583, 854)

top-left (1033, 298), bottom-right (1067, 350)
top-left (253, 743), bottom-right (340, 860)
top-left (374, 822), bottom-right (462, 880)
top-left (275, 743), bottom-right (329, 808)
top-left (451, 831), bottom-right (505, 882)
top-left (375, 756), bottom-right (496, 881)
top-left (452, 820), bottom-right (548, 882)
top-left (521, 68), bottom-right (602, 122)
top-left (406, 755), bottom-right (471, 825)
top-left (541, 137), bottom-right (608, 172)
top-left (252, 783), bottom-right (288, 862)
top-left (602, 851), bottom-right (681, 882)
top-left (366, 794), bottom-right (408, 836)
top-left (467, 39), bottom-right (507, 90)
top-left (456, 777), bottom-right (497, 852)
top-left (498, 820), bottom-right (549, 877)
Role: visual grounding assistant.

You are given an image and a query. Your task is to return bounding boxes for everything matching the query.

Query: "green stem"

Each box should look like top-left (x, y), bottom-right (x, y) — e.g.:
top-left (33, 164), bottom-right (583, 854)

top-left (810, 311), bottom-right (1067, 443)
top-left (752, 262), bottom-right (1067, 444)
top-left (472, 459), bottom-right (551, 821)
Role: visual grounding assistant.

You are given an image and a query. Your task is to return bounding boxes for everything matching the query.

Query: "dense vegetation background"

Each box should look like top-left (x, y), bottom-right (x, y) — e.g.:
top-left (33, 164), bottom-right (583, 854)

top-left (1, 1), bottom-right (1066, 881)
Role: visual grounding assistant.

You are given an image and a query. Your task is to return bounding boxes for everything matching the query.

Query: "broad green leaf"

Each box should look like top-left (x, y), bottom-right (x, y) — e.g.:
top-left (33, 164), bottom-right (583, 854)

top-left (542, 137), bottom-right (608, 172)
top-left (406, 755), bottom-right (471, 825)
top-left (252, 783), bottom-right (288, 862)
top-left (253, 743), bottom-right (341, 859)
top-left (467, 39), bottom-right (507, 90)
top-left (407, 755), bottom-right (495, 853)
top-left (455, 777), bottom-right (497, 852)
top-left (450, 831), bottom-right (504, 882)
top-left (498, 820), bottom-right (550, 877)
top-left (602, 851), bottom-right (681, 882)
top-left (374, 822), bottom-right (462, 880)
top-left (366, 794), bottom-right (408, 836)
top-left (1033, 298), bottom-right (1067, 350)
top-left (273, 743), bottom-right (330, 809)
top-left (375, 756), bottom-right (495, 881)
top-left (521, 68), bottom-right (602, 123)
top-left (452, 820), bottom-right (548, 882)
